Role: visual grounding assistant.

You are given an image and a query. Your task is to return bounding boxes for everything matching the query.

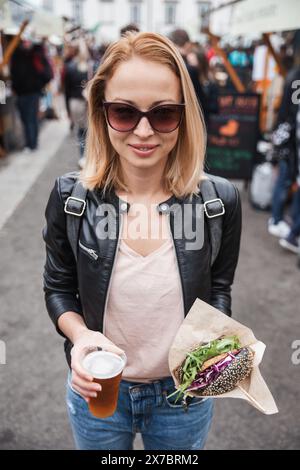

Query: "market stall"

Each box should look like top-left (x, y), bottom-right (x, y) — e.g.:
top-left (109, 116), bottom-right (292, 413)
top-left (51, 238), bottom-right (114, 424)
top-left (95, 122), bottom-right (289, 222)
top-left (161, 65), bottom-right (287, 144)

top-left (205, 0), bottom-right (300, 180)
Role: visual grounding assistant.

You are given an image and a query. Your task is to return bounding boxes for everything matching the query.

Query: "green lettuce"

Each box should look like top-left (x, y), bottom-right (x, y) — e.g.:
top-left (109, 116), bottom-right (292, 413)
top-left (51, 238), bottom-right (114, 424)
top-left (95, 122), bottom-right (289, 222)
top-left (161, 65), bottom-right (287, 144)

top-left (169, 335), bottom-right (241, 402)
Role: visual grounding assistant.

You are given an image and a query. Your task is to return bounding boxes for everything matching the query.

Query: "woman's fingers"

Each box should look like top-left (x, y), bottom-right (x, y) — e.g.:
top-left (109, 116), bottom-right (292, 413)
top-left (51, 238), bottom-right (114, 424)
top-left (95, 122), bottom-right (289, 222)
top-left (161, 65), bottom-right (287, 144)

top-left (74, 385), bottom-right (98, 398)
top-left (71, 371), bottom-right (102, 403)
top-left (71, 350), bottom-right (94, 382)
top-left (72, 371), bottom-right (102, 394)
top-left (104, 344), bottom-right (126, 356)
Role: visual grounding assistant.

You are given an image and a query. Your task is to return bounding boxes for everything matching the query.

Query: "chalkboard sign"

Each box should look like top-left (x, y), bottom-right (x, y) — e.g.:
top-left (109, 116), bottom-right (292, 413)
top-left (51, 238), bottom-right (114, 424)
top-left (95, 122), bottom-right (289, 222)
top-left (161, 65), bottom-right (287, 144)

top-left (206, 93), bottom-right (260, 180)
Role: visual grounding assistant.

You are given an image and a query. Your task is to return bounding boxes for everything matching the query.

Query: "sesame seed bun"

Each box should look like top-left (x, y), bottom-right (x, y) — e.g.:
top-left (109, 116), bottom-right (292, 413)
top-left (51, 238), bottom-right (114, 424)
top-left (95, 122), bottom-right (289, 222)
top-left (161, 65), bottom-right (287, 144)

top-left (174, 347), bottom-right (254, 396)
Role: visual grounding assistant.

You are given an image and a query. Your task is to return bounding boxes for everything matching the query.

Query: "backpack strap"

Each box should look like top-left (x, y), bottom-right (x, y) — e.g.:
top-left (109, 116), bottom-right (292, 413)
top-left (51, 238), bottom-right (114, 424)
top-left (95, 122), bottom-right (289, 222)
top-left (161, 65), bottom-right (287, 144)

top-left (200, 178), bottom-right (225, 266)
top-left (64, 180), bottom-right (88, 261)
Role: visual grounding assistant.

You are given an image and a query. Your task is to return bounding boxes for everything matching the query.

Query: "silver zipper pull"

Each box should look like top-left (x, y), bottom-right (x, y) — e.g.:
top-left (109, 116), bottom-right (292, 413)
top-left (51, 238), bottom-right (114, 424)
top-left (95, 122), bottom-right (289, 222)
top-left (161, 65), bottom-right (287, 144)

top-left (79, 241), bottom-right (99, 260)
top-left (87, 248), bottom-right (98, 260)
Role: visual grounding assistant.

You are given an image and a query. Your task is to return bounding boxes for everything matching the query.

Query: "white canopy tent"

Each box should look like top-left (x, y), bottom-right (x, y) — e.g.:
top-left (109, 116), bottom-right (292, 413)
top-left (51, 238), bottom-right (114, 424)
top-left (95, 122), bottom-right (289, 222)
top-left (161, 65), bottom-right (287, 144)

top-left (0, 0), bottom-right (13, 30)
top-left (210, 0), bottom-right (300, 37)
top-left (30, 9), bottom-right (64, 38)
top-left (0, 1), bottom-right (64, 38)
top-left (229, 0), bottom-right (300, 36)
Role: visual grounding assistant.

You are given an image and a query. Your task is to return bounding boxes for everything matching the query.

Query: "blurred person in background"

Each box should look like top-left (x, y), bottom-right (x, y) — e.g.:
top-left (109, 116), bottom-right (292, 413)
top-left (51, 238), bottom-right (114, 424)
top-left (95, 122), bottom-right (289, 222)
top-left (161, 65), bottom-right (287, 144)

top-left (97, 43), bottom-right (110, 64)
top-left (187, 45), bottom-right (219, 124)
top-left (88, 43), bottom-right (108, 72)
top-left (39, 40), bottom-right (60, 120)
top-left (64, 39), bottom-right (91, 168)
top-left (279, 103), bottom-right (300, 254)
top-left (169, 29), bottom-right (207, 120)
top-left (205, 40), bottom-right (216, 65)
top-left (228, 44), bottom-right (248, 68)
top-left (265, 64), bottom-right (285, 132)
top-left (268, 51), bottom-right (300, 239)
top-left (120, 23), bottom-right (140, 37)
top-left (62, 43), bottom-right (78, 131)
top-left (10, 40), bottom-right (53, 152)
top-left (228, 43), bottom-right (250, 91)
top-left (279, 43), bottom-right (294, 72)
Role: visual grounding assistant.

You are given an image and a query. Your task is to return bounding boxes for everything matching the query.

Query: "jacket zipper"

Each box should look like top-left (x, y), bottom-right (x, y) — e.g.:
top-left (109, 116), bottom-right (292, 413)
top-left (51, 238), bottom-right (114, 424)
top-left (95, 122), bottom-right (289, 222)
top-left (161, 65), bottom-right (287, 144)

top-left (167, 211), bottom-right (186, 316)
top-left (78, 240), bottom-right (99, 261)
top-left (102, 212), bottom-right (123, 335)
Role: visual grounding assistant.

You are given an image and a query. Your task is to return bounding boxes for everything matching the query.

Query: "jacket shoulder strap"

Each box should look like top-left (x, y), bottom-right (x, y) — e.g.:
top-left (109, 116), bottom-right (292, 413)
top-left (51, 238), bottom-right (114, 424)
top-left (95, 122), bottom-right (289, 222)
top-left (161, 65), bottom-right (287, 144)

top-left (200, 178), bottom-right (225, 266)
top-left (64, 180), bottom-right (88, 261)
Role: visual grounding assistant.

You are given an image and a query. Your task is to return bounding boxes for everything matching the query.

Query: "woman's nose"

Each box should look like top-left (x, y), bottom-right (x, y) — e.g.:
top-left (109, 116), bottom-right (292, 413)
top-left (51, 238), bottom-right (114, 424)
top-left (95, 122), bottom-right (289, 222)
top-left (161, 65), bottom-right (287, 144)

top-left (133, 116), bottom-right (154, 137)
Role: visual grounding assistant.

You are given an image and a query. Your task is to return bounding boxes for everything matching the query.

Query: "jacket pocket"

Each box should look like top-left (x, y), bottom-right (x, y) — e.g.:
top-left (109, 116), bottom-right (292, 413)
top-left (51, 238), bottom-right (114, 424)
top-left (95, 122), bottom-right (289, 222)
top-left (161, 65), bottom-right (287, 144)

top-left (78, 240), bottom-right (99, 261)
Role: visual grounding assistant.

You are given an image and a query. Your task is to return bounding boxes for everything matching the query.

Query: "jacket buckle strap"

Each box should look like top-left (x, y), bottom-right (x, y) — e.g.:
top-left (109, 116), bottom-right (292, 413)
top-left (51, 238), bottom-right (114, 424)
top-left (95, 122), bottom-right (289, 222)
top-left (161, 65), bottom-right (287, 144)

top-left (204, 198), bottom-right (225, 219)
top-left (64, 196), bottom-right (86, 217)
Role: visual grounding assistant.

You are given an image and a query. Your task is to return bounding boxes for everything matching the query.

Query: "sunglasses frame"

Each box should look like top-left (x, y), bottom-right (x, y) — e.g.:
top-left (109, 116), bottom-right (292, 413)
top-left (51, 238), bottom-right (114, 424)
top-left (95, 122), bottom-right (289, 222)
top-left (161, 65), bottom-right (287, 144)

top-left (102, 101), bottom-right (185, 133)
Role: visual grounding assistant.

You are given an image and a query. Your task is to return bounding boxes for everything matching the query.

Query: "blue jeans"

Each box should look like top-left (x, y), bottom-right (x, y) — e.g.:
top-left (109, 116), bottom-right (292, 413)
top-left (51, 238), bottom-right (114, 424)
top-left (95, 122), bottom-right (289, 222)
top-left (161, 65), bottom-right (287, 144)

top-left (16, 93), bottom-right (40, 150)
top-left (66, 373), bottom-right (214, 450)
top-left (290, 188), bottom-right (300, 237)
top-left (271, 159), bottom-right (293, 224)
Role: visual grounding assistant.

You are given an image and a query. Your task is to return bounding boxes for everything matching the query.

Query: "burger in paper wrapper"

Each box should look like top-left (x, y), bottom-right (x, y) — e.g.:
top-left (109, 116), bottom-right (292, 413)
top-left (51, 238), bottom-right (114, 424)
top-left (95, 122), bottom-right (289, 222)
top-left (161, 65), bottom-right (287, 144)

top-left (170, 335), bottom-right (254, 402)
top-left (167, 298), bottom-right (278, 414)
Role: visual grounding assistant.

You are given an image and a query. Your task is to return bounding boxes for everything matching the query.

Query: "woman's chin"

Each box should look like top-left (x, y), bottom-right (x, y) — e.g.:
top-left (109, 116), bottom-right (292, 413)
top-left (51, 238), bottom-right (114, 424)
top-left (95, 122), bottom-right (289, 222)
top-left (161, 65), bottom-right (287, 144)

top-left (122, 152), bottom-right (163, 169)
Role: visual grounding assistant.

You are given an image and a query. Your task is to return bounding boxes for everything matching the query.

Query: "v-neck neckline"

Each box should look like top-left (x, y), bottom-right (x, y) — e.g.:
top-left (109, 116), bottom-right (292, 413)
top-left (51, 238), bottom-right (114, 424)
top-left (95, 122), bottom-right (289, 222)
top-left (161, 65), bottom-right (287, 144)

top-left (120, 238), bottom-right (170, 259)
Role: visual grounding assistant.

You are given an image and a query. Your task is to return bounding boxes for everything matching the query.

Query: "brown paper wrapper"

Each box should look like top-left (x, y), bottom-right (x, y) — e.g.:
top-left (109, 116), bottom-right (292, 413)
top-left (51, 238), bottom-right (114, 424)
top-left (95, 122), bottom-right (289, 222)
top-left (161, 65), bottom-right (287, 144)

top-left (168, 298), bottom-right (278, 415)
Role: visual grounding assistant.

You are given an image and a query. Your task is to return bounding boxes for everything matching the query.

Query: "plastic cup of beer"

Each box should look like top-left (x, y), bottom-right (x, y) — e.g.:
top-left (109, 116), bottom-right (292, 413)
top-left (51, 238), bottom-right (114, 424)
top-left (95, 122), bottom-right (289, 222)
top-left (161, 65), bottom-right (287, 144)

top-left (82, 350), bottom-right (127, 418)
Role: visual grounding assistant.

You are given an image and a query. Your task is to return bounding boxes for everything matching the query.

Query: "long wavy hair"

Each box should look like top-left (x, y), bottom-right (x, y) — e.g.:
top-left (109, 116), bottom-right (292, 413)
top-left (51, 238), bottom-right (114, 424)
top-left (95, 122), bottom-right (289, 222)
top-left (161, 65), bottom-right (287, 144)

top-left (80, 31), bottom-right (207, 199)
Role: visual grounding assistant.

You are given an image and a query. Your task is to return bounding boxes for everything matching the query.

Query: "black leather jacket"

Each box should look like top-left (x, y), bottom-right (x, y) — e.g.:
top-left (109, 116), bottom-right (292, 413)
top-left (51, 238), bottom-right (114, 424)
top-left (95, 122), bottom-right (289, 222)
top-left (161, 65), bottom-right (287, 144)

top-left (43, 172), bottom-right (242, 367)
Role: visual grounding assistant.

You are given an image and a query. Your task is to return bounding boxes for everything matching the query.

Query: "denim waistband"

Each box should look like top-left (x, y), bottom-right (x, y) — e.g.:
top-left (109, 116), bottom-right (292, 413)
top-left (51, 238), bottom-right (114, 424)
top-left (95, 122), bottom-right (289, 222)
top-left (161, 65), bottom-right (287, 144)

top-left (120, 376), bottom-right (176, 395)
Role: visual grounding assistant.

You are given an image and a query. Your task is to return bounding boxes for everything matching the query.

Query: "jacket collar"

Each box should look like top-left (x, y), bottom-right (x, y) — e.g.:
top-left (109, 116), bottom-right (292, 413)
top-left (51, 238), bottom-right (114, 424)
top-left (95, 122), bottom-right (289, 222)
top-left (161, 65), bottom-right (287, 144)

top-left (101, 186), bottom-right (184, 214)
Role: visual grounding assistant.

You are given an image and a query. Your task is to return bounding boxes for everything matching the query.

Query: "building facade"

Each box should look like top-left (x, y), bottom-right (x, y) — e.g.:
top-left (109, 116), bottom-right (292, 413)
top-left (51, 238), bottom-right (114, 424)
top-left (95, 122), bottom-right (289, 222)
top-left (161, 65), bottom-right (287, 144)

top-left (36, 0), bottom-right (212, 42)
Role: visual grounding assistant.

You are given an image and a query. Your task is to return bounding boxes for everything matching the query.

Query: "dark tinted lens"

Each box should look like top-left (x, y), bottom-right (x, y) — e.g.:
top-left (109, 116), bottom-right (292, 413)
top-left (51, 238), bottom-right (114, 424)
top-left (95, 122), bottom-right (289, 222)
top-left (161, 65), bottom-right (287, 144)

top-left (149, 105), bottom-right (183, 132)
top-left (107, 104), bottom-right (139, 131)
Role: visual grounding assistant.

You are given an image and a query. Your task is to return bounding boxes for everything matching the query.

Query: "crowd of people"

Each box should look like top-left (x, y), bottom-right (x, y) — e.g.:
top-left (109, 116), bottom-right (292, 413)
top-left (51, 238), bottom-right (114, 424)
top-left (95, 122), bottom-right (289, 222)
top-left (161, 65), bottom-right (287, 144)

top-left (8, 25), bottom-right (300, 257)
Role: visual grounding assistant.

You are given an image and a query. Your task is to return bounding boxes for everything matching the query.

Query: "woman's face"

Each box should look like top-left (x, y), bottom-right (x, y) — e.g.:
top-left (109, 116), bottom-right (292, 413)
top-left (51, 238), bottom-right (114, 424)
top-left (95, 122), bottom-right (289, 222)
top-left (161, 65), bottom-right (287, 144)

top-left (104, 56), bottom-right (182, 173)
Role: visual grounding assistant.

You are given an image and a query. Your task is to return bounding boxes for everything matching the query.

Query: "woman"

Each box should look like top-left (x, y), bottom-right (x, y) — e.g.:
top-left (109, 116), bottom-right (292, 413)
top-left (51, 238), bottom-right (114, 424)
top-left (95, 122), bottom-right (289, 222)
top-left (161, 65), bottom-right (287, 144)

top-left (43, 32), bottom-right (241, 450)
top-left (11, 41), bottom-right (53, 152)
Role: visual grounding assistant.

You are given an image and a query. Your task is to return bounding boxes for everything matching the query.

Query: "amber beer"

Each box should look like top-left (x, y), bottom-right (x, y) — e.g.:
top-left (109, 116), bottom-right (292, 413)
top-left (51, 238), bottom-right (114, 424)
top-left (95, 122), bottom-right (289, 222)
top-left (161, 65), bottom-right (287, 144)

top-left (82, 350), bottom-right (127, 418)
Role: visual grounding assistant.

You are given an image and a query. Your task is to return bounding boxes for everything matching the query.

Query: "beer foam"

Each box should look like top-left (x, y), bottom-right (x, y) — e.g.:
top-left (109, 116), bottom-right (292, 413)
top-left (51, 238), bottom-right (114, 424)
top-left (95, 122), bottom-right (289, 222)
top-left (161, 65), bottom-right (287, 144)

top-left (83, 351), bottom-right (125, 379)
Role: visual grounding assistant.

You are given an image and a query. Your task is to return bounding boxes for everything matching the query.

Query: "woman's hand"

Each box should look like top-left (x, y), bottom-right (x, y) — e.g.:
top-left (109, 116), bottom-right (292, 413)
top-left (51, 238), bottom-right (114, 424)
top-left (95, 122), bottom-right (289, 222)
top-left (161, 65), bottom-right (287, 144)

top-left (70, 330), bottom-right (125, 403)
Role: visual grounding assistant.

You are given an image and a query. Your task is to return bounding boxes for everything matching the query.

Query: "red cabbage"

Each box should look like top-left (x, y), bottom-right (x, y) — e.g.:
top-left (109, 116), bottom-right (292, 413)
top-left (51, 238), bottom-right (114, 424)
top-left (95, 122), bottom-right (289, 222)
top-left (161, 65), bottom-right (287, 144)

top-left (186, 351), bottom-right (238, 392)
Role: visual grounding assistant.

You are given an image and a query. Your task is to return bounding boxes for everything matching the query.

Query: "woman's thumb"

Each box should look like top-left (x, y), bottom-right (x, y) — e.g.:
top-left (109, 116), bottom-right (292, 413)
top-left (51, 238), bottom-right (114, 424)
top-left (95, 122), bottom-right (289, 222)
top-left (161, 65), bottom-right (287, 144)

top-left (103, 343), bottom-right (126, 357)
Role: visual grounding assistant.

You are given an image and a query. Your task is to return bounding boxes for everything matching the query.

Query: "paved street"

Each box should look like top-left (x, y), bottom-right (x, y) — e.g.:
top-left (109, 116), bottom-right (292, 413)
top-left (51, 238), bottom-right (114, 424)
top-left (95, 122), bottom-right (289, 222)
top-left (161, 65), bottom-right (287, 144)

top-left (0, 121), bottom-right (299, 450)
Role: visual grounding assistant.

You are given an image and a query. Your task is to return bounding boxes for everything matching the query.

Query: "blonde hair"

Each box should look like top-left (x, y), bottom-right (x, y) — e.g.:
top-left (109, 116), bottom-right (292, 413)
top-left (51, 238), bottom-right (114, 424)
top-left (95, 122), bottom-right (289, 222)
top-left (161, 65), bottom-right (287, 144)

top-left (80, 31), bottom-right (207, 200)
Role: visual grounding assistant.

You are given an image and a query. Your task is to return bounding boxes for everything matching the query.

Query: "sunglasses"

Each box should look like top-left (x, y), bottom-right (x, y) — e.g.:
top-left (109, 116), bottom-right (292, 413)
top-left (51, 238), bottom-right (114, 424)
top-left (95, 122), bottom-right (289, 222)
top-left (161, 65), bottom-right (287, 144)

top-left (103, 101), bottom-right (185, 133)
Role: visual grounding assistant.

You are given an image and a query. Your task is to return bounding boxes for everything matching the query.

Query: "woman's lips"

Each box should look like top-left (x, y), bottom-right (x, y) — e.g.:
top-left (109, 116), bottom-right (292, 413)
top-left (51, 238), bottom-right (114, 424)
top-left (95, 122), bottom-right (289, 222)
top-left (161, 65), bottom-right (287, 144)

top-left (128, 144), bottom-right (159, 157)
